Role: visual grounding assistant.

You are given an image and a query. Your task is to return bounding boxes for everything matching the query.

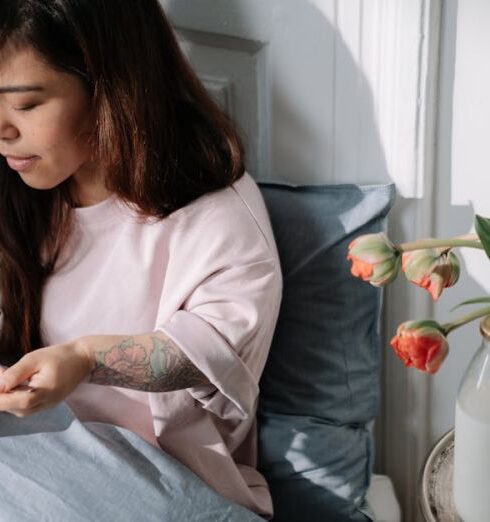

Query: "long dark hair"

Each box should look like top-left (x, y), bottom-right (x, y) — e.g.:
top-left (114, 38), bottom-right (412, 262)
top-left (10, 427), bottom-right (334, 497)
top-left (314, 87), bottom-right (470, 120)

top-left (0, 0), bottom-right (246, 365)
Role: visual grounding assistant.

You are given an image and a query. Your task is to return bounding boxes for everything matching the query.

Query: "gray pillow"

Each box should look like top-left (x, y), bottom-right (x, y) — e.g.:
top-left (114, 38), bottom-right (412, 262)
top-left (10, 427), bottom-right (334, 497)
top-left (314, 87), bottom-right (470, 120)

top-left (256, 182), bottom-right (396, 521)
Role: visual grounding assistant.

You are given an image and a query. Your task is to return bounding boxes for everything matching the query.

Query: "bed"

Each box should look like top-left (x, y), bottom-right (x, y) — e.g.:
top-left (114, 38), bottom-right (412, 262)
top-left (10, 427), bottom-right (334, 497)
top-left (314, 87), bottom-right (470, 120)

top-left (0, 178), bottom-right (401, 522)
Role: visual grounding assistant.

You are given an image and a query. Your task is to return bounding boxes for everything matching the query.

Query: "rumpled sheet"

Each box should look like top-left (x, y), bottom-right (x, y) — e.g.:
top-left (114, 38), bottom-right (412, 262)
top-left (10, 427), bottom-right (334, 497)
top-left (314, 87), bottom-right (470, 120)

top-left (0, 400), bottom-right (262, 522)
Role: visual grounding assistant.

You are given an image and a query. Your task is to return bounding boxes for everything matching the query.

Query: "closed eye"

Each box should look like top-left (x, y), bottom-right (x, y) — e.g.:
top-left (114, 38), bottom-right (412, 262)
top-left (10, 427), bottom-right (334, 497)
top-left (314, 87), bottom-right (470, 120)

top-left (16, 105), bottom-right (37, 111)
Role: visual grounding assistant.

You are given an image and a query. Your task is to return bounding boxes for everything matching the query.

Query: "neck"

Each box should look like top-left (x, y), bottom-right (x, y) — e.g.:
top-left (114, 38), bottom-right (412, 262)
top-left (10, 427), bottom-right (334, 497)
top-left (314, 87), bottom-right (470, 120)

top-left (69, 164), bottom-right (111, 208)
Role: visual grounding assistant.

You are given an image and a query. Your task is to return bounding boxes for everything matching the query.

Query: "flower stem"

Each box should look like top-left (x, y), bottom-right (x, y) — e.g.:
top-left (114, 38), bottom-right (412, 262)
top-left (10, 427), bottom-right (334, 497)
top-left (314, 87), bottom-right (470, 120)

top-left (398, 234), bottom-right (483, 252)
top-left (442, 306), bottom-right (490, 335)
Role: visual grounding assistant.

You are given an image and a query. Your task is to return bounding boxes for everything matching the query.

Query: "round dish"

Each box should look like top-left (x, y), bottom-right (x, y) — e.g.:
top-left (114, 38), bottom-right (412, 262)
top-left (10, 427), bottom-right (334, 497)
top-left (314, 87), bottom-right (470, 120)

top-left (418, 428), bottom-right (461, 521)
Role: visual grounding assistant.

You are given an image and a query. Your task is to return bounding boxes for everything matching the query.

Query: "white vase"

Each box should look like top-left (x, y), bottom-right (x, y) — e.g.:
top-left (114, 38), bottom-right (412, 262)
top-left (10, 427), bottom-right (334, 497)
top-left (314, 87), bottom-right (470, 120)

top-left (453, 315), bottom-right (490, 521)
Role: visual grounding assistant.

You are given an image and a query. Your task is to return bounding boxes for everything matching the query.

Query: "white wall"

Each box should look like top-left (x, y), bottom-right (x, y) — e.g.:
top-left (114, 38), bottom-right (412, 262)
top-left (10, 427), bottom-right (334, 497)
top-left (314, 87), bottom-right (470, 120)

top-left (431, 0), bottom-right (490, 444)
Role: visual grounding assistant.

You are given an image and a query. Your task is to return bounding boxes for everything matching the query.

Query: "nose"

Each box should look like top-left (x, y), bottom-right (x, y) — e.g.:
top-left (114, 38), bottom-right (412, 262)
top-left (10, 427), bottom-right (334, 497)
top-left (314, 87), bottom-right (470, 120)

top-left (0, 121), bottom-right (19, 142)
top-left (0, 108), bottom-right (19, 142)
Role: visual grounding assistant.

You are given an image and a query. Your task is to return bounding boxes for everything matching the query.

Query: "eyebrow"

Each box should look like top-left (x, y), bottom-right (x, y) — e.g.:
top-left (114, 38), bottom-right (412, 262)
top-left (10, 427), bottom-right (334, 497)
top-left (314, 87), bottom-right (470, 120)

top-left (0, 85), bottom-right (45, 94)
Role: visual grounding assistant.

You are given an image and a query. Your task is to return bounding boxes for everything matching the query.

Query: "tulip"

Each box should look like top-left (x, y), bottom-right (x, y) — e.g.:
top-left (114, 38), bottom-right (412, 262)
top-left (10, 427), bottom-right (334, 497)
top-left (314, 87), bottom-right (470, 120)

top-left (347, 233), bottom-right (401, 287)
top-left (402, 247), bottom-right (460, 301)
top-left (390, 320), bottom-right (449, 374)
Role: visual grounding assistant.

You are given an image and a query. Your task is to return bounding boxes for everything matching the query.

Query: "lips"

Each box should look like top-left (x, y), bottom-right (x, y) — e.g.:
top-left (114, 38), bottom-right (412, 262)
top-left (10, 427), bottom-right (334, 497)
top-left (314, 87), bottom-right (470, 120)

top-left (4, 155), bottom-right (39, 172)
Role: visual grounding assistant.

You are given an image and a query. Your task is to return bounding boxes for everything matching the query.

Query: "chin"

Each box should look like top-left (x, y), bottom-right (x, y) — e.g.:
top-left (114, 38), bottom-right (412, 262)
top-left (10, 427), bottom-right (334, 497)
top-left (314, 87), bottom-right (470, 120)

top-left (19, 175), bottom-right (62, 191)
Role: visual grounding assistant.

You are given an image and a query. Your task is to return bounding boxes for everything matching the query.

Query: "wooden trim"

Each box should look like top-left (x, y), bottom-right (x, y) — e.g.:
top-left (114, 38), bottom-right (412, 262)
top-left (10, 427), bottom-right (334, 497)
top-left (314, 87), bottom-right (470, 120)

top-left (358, 0), bottom-right (441, 200)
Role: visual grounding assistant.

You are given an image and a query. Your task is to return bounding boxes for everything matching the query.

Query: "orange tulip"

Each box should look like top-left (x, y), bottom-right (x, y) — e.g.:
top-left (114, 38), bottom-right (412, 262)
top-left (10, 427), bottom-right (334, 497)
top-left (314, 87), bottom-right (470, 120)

top-left (390, 320), bottom-right (449, 374)
top-left (347, 233), bottom-right (400, 287)
top-left (402, 247), bottom-right (460, 301)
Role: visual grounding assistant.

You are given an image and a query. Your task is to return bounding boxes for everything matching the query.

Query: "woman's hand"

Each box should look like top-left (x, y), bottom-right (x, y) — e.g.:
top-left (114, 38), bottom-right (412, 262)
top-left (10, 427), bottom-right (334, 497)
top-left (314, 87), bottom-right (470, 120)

top-left (0, 341), bottom-right (92, 417)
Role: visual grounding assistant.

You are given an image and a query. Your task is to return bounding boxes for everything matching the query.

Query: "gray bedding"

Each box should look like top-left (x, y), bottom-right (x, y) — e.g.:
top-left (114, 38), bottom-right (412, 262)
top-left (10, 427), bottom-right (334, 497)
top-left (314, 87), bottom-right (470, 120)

top-left (0, 401), bottom-right (263, 522)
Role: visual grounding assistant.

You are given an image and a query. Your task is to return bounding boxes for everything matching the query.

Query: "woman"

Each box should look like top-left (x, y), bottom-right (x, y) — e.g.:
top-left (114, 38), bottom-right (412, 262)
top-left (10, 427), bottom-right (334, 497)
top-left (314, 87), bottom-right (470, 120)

top-left (0, 1), bottom-right (282, 519)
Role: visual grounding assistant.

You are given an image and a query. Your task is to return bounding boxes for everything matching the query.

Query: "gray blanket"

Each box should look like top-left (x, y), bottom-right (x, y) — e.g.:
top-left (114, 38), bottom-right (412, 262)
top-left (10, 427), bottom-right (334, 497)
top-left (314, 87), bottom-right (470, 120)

top-left (0, 401), bottom-right (263, 522)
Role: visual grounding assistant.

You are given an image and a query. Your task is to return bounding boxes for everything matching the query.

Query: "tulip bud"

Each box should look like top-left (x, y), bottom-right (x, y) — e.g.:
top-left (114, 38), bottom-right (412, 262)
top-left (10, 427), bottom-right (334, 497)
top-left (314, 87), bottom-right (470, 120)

top-left (347, 233), bottom-right (401, 287)
top-left (390, 320), bottom-right (449, 374)
top-left (402, 247), bottom-right (460, 300)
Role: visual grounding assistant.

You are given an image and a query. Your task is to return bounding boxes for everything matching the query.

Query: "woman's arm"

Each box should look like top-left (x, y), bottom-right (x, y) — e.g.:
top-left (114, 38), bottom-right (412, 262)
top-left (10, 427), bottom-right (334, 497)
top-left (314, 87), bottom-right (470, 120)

top-left (0, 330), bottom-right (211, 418)
top-left (77, 332), bottom-right (210, 392)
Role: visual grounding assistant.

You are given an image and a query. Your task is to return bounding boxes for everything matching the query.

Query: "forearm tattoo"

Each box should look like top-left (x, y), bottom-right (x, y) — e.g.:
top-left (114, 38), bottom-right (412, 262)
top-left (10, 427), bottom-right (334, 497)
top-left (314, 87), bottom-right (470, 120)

top-left (87, 333), bottom-right (209, 392)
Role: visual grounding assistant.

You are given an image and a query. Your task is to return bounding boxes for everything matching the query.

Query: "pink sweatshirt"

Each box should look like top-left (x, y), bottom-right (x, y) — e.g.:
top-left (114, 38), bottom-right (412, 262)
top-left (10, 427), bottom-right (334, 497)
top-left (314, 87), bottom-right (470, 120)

top-left (40, 172), bottom-right (282, 518)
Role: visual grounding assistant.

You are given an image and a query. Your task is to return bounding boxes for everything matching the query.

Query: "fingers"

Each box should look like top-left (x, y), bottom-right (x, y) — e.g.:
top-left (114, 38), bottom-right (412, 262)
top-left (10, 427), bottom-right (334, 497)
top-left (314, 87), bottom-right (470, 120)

top-left (10, 384), bottom-right (35, 393)
top-left (0, 389), bottom-right (42, 416)
top-left (0, 385), bottom-right (61, 417)
top-left (0, 360), bottom-right (37, 393)
top-left (7, 404), bottom-right (47, 418)
top-left (8, 394), bottom-right (55, 417)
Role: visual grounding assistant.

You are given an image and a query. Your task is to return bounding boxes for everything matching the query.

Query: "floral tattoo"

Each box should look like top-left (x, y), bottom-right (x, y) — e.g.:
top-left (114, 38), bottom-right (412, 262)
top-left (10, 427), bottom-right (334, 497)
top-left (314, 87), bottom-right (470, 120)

top-left (88, 334), bottom-right (208, 392)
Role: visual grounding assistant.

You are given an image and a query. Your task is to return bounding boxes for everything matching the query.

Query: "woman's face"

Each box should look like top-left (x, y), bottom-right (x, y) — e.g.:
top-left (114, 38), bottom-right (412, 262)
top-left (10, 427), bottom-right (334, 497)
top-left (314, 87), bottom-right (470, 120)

top-left (0, 44), bottom-right (106, 203)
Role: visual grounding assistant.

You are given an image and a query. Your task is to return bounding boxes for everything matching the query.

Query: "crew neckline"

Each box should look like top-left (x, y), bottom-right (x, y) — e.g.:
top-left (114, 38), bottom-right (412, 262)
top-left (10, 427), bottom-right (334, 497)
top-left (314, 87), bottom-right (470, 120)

top-left (73, 193), bottom-right (121, 228)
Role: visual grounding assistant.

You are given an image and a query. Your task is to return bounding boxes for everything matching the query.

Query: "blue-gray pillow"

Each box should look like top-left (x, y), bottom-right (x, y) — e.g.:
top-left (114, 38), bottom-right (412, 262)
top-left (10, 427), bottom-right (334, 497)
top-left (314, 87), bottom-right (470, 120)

top-left (256, 182), bottom-right (396, 521)
top-left (258, 413), bottom-right (373, 521)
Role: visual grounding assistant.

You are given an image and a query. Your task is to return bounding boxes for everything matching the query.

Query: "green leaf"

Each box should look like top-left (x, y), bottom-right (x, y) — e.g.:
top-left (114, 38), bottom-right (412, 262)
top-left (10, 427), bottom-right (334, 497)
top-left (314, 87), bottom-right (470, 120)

top-left (475, 215), bottom-right (490, 259)
top-left (150, 337), bottom-right (168, 375)
top-left (451, 296), bottom-right (490, 312)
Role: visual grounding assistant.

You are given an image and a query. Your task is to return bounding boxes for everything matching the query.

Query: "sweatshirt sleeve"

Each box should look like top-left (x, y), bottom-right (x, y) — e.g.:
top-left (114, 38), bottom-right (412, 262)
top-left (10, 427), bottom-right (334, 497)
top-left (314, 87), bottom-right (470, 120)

top-left (154, 191), bottom-right (282, 421)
